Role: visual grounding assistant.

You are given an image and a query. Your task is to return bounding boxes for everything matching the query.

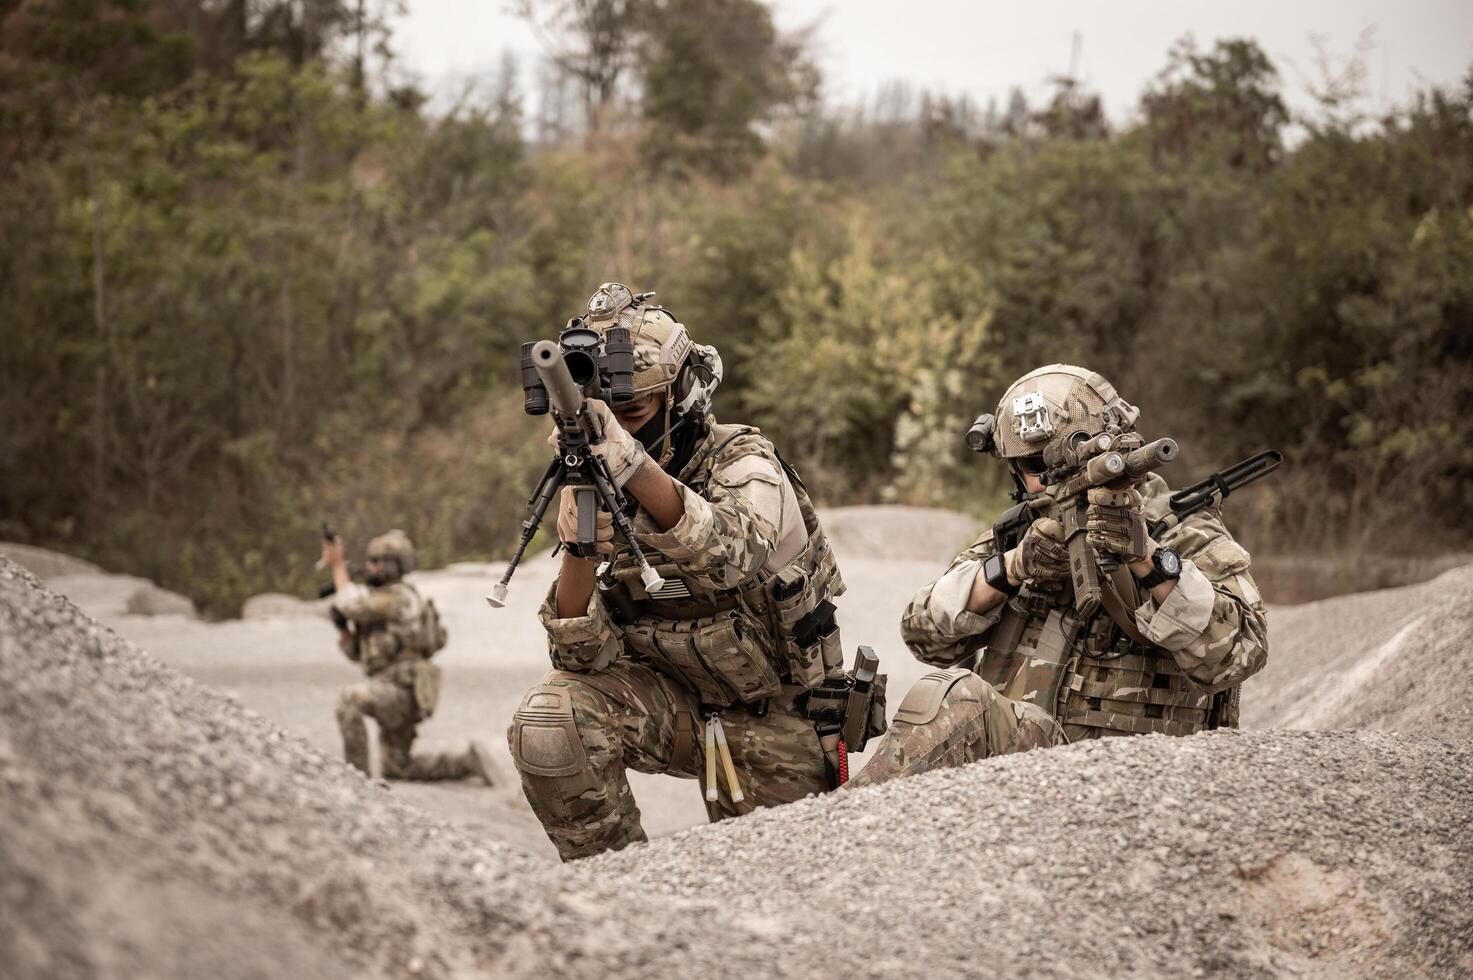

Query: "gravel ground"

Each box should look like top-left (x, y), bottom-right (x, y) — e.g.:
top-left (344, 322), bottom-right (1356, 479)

top-left (4, 515), bottom-right (1473, 979)
top-left (1244, 565), bottom-right (1473, 732)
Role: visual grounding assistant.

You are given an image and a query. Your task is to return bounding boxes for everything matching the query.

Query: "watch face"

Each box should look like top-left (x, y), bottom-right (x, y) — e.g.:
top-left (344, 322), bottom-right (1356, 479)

top-left (1157, 548), bottom-right (1182, 577)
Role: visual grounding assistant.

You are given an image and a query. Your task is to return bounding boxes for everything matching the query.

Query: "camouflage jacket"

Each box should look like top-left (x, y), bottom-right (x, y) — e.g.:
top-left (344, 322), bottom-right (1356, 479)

top-left (900, 475), bottom-right (1268, 737)
top-left (538, 417), bottom-right (843, 706)
top-left (332, 580), bottom-right (429, 677)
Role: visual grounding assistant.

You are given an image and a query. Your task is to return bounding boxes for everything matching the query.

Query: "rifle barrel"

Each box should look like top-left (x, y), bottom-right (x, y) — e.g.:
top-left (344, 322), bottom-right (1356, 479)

top-left (531, 341), bottom-right (585, 419)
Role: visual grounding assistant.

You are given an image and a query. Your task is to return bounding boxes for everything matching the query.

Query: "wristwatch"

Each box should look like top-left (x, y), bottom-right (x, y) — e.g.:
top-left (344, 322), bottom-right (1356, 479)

top-left (983, 552), bottom-right (1019, 597)
top-left (1138, 546), bottom-right (1183, 589)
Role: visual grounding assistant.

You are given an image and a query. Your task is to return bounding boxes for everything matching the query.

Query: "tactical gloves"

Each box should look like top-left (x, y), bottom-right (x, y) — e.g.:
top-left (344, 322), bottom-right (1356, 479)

top-left (1004, 517), bottom-right (1070, 585)
top-left (555, 487), bottom-right (615, 555)
top-left (547, 398), bottom-right (648, 489)
top-left (1085, 487), bottom-right (1148, 562)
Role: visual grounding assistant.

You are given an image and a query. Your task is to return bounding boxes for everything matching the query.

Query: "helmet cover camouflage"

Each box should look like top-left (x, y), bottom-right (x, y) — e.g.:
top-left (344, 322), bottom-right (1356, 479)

top-left (366, 529), bottom-right (417, 574)
top-left (992, 364), bottom-right (1139, 461)
top-left (583, 283), bottom-right (694, 396)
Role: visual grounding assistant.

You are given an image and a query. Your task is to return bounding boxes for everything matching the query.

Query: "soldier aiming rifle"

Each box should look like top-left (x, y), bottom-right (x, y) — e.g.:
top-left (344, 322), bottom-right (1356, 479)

top-left (851, 364), bottom-right (1278, 787)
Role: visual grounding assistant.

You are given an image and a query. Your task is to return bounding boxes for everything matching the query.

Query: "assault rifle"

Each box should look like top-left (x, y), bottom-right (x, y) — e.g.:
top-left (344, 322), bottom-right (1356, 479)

top-left (485, 341), bottom-right (664, 608)
top-left (991, 444), bottom-right (1283, 640)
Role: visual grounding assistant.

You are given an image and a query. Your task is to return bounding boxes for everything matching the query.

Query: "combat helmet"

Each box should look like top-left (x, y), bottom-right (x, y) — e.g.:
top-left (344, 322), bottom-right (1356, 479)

top-left (582, 283), bottom-right (723, 464)
top-left (365, 529), bottom-right (416, 579)
top-left (967, 364), bottom-right (1140, 496)
top-left (992, 364), bottom-right (1139, 461)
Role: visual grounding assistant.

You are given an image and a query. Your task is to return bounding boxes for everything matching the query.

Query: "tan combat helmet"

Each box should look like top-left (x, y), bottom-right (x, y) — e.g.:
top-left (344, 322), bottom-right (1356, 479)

top-left (992, 364), bottom-right (1140, 464)
top-left (582, 282), bottom-right (723, 417)
top-left (366, 529), bottom-right (417, 577)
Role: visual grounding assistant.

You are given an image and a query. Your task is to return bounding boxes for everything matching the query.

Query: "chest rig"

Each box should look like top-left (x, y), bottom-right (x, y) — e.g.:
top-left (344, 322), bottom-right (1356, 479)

top-left (355, 583), bottom-right (430, 676)
top-left (600, 421), bottom-right (846, 708)
top-left (976, 505), bottom-right (1230, 740)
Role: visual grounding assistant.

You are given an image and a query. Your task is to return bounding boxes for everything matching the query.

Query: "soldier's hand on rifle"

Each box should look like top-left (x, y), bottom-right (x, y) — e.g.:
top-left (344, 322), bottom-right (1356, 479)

top-left (556, 486), bottom-right (616, 556)
top-left (321, 535), bottom-right (347, 570)
top-left (1004, 517), bottom-right (1070, 585)
top-left (1086, 487), bottom-right (1149, 562)
top-left (546, 398), bottom-right (648, 489)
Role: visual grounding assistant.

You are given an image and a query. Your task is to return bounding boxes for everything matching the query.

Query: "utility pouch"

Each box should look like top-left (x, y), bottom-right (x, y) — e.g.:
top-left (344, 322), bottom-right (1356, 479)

top-left (769, 565), bottom-right (825, 688)
top-left (624, 610), bottom-right (782, 707)
top-left (792, 600), bottom-right (845, 681)
top-left (598, 569), bottom-right (644, 627)
top-left (412, 660), bottom-right (443, 718)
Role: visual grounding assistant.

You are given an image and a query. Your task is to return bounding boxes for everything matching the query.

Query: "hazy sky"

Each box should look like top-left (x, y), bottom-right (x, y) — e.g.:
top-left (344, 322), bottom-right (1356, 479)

top-left (392, 1), bottom-right (1473, 121)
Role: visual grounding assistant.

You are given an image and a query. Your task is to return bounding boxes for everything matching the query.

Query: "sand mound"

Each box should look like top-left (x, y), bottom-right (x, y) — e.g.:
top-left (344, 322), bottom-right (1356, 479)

top-left (4, 554), bottom-right (1471, 979)
top-left (1245, 564), bottom-right (1473, 732)
top-left (0, 542), bottom-right (102, 579)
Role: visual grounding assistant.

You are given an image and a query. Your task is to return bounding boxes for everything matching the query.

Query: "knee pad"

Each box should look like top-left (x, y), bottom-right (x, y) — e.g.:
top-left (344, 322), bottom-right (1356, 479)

top-left (509, 684), bottom-right (588, 778)
top-left (893, 667), bottom-right (991, 726)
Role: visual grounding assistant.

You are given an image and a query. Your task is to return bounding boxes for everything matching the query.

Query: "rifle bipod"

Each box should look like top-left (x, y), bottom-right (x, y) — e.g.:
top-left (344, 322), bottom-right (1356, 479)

top-left (486, 453), bottom-right (664, 608)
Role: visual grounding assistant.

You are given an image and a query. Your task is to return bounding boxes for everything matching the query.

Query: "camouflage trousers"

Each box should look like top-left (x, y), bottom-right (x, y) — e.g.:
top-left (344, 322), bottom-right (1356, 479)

top-left (508, 660), bottom-right (830, 862)
top-left (335, 673), bottom-right (478, 782)
top-left (850, 666), bottom-right (1062, 788)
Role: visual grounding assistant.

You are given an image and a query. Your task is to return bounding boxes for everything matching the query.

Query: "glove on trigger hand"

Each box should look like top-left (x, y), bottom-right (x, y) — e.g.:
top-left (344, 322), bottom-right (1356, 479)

top-left (1004, 517), bottom-right (1070, 585)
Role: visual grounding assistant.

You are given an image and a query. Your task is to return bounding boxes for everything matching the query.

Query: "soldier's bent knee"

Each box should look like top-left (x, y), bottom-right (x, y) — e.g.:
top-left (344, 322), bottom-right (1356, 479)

top-left (335, 686), bottom-right (364, 725)
top-left (894, 667), bottom-right (992, 726)
top-left (509, 684), bottom-right (589, 778)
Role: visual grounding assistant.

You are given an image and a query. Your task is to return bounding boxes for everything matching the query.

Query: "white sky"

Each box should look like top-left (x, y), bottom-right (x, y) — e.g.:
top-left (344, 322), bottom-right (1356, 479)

top-left (392, 0), bottom-right (1473, 121)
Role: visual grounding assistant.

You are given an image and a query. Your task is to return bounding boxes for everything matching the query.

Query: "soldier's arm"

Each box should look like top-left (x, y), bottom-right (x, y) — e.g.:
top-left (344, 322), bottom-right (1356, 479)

top-left (1133, 513), bottom-right (1269, 692)
top-left (634, 451), bottom-right (781, 592)
top-left (900, 531), bottom-right (1009, 667)
top-left (538, 579), bottom-right (624, 673)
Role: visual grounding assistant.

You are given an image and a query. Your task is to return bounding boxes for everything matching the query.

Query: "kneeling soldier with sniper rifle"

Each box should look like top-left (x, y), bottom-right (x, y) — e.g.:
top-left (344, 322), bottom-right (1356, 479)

top-left (496, 283), bottom-right (888, 861)
top-left (851, 364), bottom-right (1278, 787)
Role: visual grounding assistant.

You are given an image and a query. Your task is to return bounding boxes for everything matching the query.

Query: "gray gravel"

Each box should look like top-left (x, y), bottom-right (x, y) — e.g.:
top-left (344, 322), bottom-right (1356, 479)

top-left (1246, 564), bottom-right (1473, 732)
top-left (3, 548), bottom-right (1472, 979)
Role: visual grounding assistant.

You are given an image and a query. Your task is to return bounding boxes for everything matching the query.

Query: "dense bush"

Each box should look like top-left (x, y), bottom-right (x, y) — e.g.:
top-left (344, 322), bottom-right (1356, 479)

top-left (2, 3), bottom-right (1470, 614)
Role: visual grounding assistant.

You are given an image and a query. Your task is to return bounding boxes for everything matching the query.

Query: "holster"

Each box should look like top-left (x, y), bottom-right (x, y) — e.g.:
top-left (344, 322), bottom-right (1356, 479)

top-left (799, 651), bottom-right (888, 752)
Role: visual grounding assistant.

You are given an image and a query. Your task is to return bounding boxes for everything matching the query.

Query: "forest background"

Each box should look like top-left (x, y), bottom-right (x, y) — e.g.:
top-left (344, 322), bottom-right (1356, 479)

top-left (2, 0), bottom-right (1470, 616)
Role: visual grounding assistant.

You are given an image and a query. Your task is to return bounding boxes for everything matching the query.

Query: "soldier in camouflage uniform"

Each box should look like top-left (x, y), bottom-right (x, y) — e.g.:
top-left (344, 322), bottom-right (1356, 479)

top-left (510, 283), bottom-right (913, 861)
top-left (851, 364), bottom-right (1268, 787)
top-left (323, 529), bottom-right (493, 784)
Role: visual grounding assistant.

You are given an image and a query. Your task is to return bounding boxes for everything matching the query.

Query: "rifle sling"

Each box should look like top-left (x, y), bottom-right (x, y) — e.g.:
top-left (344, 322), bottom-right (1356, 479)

top-left (1100, 565), bottom-right (1152, 646)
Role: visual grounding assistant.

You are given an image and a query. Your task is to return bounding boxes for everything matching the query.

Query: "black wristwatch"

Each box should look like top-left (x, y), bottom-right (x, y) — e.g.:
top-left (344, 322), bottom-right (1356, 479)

top-left (983, 552), bottom-right (1019, 597)
top-left (1138, 547), bottom-right (1183, 589)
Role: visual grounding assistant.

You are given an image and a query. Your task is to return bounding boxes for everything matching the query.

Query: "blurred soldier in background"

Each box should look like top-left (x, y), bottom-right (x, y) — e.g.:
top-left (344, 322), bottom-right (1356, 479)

top-left (322, 529), bottom-right (495, 784)
top-left (508, 283), bottom-right (890, 862)
top-left (852, 365), bottom-right (1269, 786)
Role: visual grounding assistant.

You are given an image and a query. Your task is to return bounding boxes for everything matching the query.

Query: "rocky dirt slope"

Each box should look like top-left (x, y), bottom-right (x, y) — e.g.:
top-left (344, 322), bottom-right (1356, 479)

top-left (1245, 564), bottom-right (1473, 733)
top-left (3, 552), bottom-right (1471, 979)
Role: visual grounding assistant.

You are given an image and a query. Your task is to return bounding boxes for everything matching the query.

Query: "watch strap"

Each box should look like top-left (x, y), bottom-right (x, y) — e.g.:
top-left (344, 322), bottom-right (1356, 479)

top-left (983, 552), bottom-right (1019, 597)
top-left (1139, 548), bottom-right (1181, 590)
top-left (1138, 566), bottom-right (1170, 589)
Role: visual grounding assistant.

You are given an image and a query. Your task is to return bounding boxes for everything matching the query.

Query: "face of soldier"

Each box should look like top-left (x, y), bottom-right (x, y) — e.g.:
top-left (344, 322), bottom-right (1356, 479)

top-left (1013, 454), bottom-right (1049, 494)
top-left (364, 556), bottom-right (396, 586)
top-left (611, 390), bottom-right (664, 434)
